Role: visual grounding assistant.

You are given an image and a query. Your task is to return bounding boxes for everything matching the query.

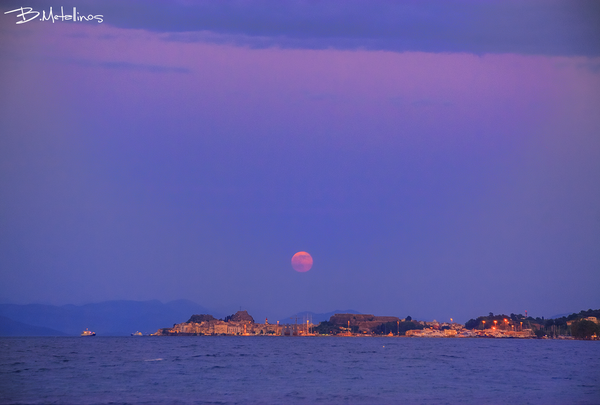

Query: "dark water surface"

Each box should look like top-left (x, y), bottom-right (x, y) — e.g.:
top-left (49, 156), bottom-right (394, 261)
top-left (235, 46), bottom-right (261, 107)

top-left (1, 336), bottom-right (598, 404)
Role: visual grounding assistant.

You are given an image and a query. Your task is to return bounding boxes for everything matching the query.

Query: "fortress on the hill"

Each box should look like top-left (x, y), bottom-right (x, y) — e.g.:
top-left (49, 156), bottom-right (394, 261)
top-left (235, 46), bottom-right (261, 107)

top-left (329, 314), bottom-right (401, 333)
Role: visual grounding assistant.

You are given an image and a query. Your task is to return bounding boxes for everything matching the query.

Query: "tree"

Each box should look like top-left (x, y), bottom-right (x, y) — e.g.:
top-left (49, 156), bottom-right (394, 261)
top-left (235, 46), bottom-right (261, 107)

top-left (374, 322), bottom-right (393, 335)
top-left (375, 321), bottom-right (423, 335)
top-left (314, 321), bottom-right (341, 335)
top-left (464, 318), bottom-right (480, 330)
top-left (187, 314), bottom-right (216, 323)
top-left (571, 320), bottom-right (599, 340)
top-left (510, 313), bottom-right (523, 322)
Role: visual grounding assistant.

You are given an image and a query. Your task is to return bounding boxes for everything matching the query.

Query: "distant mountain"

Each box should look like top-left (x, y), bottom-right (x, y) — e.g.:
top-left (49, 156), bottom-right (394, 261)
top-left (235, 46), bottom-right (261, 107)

top-left (0, 315), bottom-right (69, 336)
top-left (278, 309), bottom-right (362, 325)
top-left (549, 312), bottom-right (574, 319)
top-left (0, 300), bottom-right (218, 336)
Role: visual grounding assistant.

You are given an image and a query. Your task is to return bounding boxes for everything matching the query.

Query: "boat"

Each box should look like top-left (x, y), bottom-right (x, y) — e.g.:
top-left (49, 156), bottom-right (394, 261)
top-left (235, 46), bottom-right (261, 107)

top-left (131, 331), bottom-right (143, 336)
top-left (81, 328), bottom-right (96, 336)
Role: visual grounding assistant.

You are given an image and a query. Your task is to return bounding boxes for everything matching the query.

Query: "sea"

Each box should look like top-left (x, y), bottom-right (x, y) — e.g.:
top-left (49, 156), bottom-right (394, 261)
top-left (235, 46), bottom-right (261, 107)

top-left (1, 336), bottom-right (598, 405)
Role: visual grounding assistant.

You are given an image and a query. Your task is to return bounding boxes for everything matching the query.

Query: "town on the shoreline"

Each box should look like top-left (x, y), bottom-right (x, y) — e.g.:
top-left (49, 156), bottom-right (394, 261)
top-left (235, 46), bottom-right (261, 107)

top-left (152, 309), bottom-right (600, 340)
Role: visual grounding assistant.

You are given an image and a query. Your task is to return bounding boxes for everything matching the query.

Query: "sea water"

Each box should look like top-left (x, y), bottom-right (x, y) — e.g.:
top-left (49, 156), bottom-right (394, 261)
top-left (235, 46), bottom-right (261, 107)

top-left (1, 336), bottom-right (598, 405)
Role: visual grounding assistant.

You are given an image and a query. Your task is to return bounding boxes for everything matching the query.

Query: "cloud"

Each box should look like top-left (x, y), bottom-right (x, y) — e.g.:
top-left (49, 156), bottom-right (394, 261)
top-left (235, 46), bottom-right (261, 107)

top-left (11, 54), bottom-right (191, 74)
top-left (10, 0), bottom-right (593, 57)
top-left (578, 60), bottom-right (600, 73)
top-left (388, 97), bottom-right (454, 108)
top-left (93, 60), bottom-right (190, 73)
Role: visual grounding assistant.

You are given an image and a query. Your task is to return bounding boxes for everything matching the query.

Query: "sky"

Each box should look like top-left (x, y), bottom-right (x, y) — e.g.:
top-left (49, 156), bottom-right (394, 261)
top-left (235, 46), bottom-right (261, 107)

top-left (1, 0), bottom-right (599, 323)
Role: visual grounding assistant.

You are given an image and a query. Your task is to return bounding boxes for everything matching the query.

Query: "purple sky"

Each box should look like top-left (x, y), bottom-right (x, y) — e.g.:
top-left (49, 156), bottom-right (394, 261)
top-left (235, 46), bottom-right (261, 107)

top-left (1, 1), bottom-right (599, 322)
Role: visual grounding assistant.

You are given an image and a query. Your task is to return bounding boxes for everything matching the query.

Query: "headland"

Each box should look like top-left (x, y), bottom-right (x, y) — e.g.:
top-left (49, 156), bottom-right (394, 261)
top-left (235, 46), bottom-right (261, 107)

top-left (152, 308), bottom-right (600, 339)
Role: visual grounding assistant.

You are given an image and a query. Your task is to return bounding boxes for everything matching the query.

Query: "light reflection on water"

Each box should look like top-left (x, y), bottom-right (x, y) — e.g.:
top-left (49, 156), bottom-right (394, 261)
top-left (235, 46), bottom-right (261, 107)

top-left (1, 336), bottom-right (598, 404)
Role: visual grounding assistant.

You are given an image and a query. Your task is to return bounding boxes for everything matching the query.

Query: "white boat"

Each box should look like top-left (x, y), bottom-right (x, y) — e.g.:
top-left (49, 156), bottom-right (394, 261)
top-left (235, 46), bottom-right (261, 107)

top-left (131, 331), bottom-right (143, 336)
top-left (81, 328), bottom-right (96, 336)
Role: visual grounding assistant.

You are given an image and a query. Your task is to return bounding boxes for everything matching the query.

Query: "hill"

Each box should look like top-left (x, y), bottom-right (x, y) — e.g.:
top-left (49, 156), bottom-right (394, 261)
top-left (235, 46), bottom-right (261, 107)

top-left (0, 300), bottom-right (217, 336)
top-left (0, 315), bottom-right (69, 336)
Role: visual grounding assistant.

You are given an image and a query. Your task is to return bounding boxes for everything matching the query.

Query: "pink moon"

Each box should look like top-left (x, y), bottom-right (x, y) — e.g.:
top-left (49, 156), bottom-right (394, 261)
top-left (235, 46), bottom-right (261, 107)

top-left (291, 251), bottom-right (313, 272)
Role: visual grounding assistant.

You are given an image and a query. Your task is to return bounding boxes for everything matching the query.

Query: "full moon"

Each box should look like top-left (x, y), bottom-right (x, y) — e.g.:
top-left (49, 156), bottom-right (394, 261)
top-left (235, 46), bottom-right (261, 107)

top-left (291, 251), bottom-right (313, 272)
